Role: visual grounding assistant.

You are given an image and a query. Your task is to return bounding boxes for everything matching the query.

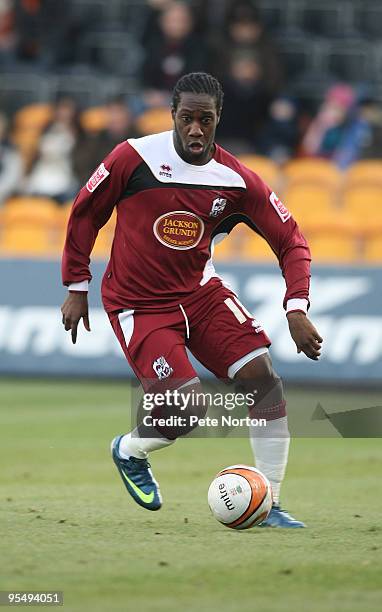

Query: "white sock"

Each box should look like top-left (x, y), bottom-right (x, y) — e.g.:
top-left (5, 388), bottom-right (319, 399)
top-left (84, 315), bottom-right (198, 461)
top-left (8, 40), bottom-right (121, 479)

top-left (249, 416), bottom-right (290, 505)
top-left (118, 429), bottom-right (175, 460)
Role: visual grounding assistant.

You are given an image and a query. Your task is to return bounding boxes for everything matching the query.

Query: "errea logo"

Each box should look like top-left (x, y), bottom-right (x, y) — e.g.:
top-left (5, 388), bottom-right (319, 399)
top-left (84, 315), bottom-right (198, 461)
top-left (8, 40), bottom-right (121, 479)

top-left (159, 164), bottom-right (172, 178)
top-left (269, 192), bottom-right (291, 223)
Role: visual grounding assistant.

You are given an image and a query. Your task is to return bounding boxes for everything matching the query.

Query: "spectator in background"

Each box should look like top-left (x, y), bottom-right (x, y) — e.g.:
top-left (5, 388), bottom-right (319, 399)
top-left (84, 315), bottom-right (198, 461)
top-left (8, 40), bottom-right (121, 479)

top-left (332, 97), bottom-right (382, 168)
top-left (218, 52), bottom-right (272, 153)
top-left (192, 0), bottom-right (233, 41)
top-left (301, 84), bottom-right (356, 165)
top-left (0, 111), bottom-right (22, 205)
top-left (212, 2), bottom-right (283, 99)
top-left (0, 0), bottom-right (16, 65)
top-left (24, 96), bottom-right (82, 203)
top-left (141, 1), bottom-right (207, 102)
top-left (13, 0), bottom-right (82, 67)
top-left (357, 98), bottom-right (382, 160)
top-left (74, 97), bottom-right (139, 187)
top-left (257, 95), bottom-right (300, 163)
top-left (141, 0), bottom-right (175, 42)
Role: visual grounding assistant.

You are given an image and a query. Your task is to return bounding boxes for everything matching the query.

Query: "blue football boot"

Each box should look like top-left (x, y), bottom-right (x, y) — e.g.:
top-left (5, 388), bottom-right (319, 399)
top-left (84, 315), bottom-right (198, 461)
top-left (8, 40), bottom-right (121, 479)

top-left (259, 504), bottom-right (306, 528)
top-left (111, 435), bottom-right (162, 511)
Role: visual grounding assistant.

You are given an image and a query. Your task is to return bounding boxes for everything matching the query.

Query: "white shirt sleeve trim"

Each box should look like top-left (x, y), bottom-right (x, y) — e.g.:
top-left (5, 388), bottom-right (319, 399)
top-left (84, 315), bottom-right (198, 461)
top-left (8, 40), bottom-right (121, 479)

top-left (68, 280), bottom-right (89, 291)
top-left (286, 298), bottom-right (308, 314)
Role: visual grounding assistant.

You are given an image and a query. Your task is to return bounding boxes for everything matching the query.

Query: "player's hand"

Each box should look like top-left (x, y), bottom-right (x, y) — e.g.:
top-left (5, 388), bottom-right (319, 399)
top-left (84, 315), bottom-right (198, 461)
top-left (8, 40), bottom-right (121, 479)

top-left (61, 292), bottom-right (91, 344)
top-left (287, 311), bottom-right (323, 361)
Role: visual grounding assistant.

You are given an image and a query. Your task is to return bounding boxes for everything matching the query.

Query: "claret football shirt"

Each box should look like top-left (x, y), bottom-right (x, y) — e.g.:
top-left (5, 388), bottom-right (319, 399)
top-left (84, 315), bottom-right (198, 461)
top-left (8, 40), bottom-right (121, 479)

top-left (62, 131), bottom-right (311, 313)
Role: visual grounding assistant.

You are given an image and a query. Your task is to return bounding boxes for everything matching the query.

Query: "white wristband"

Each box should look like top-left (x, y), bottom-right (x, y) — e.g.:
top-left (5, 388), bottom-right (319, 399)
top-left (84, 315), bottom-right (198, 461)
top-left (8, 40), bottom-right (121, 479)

top-left (68, 280), bottom-right (89, 292)
top-left (286, 298), bottom-right (308, 314)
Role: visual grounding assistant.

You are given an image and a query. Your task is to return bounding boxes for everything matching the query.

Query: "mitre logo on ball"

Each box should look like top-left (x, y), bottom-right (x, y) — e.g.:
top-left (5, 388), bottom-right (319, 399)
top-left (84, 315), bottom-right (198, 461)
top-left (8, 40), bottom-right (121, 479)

top-left (208, 465), bottom-right (272, 529)
top-left (153, 211), bottom-right (205, 250)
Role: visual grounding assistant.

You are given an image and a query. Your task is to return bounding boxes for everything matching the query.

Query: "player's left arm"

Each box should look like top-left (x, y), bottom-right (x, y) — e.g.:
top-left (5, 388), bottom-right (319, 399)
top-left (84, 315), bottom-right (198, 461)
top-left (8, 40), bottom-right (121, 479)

top-left (241, 171), bottom-right (323, 360)
top-left (286, 311), bottom-right (322, 361)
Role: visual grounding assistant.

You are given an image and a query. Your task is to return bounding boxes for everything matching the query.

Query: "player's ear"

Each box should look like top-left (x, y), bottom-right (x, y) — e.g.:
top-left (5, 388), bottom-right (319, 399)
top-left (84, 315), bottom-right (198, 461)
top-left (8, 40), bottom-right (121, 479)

top-left (171, 105), bottom-right (176, 120)
top-left (216, 110), bottom-right (221, 125)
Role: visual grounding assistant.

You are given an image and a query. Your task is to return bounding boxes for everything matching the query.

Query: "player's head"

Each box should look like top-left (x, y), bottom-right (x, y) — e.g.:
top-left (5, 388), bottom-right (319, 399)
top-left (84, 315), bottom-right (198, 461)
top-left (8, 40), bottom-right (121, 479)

top-left (171, 72), bottom-right (224, 165)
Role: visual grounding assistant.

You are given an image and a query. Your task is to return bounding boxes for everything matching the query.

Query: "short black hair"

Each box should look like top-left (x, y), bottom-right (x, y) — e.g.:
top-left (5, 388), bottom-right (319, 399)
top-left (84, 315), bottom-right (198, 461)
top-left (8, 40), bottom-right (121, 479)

top-left (171, 72), bottom-right (224, 113)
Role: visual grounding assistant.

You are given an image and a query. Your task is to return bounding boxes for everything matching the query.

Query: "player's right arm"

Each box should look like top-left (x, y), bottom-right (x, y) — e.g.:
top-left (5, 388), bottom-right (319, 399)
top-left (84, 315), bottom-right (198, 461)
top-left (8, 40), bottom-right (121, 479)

top-left (61, 140), bottom-right (140, 343)
top-left (61, 291), bottom-right (90, 345)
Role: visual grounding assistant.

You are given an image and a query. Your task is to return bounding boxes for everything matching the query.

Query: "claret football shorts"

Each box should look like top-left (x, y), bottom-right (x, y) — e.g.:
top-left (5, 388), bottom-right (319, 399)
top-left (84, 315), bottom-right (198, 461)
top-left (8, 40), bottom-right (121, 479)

top-left (108, 278), bottom-right (271, 391)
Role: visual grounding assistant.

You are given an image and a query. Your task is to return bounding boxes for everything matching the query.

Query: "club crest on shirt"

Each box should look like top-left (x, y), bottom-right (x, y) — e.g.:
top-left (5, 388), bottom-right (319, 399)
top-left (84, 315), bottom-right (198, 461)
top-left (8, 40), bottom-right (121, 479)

top-left (153, 356), bottom-right (173, 380)
top-left (269, 192), bottom-right (291, 223)
top-left (209, 197), bottom-right (227, 217)
top-left (86, 163), bottom-right (110, 193)
top-left (159, 163), bottom-right (172, 178)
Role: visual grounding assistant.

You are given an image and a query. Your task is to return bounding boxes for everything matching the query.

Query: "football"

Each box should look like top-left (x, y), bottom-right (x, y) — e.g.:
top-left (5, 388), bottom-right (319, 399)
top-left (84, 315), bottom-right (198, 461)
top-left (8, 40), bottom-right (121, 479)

top-left (207, 465), bottom-right (272, 529)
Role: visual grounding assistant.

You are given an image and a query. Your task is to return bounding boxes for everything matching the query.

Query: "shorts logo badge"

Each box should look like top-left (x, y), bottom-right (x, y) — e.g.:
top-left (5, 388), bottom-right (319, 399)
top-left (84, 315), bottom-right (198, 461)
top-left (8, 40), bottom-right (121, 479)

top-left (269, 192), bottom-right (291, 223)
top-left (153, 356), bottom-right (173, 380)
top-left (252, 318), bottom-right (264, 333)
top-left (86, 163), bottom-right (110, 193)
top-left (209, 197), bottom-right (227, 217)
top-left (159, 163), bottom-right (172, 178)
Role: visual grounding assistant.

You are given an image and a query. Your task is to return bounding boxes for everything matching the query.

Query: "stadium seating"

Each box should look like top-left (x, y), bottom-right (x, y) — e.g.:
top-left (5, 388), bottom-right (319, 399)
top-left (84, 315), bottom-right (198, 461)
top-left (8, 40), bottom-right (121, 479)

top-left (327, 40), bottom-right (374, 83)
top-left (80, 106), bottom-right (108, 132)
top-left (238, 155), bottom-right (280, 188)
top-left (2, 90), bottom-right (382, 267)
top-left (283, 158), bottom-right (342, 187)
top-left (0, 73), bottom-right (54, 115)
top-left (282, 183), bottom-right (337, 224)
top-left (0, 197), bottom-right (61, 256)
top-left (256, 0), bottom-right (286, 30)
top-left (10, 130), bottom-right (40, 167)
top-left (355, 3), bottom-right (382, 39)
top-left (308, 230), bottom-right (360, 264)
top-left (297, 210), bottom-right (355, 238)
top-left (235, 224), bottom-right (275, 262)
top-left (77, 30), bottom-right (143, 78)
top-left (363, 235), bottom-right (382, 263)
top-left (342, 185), bottom-right (382, 233)
top-left (57, 202), bottom-right (116, 258)
top-left (244, 235), bottom-right (276, 262)
top-left (13, 103), bottom-right (53, 132)
top-left (274, 33), bottom-right (327, 80)
top-left (298, 3), bottom-right (357, 38)
top-left (0, 0), bottom-right (381, 269)
top-left (55, 72), bottom-right (122, 109)
top-left (212, 236), bottom-right (237, 261)
top-left (58, 202), bottom-right (75, 250)
top-left (11, 103), bottom-right (54, 167)
top-left (91, 211), bottom-right (117, 259)
top-left (135, 108), bottom-right (173, 136)
top-left (345, 160), bottom-right (382, 186)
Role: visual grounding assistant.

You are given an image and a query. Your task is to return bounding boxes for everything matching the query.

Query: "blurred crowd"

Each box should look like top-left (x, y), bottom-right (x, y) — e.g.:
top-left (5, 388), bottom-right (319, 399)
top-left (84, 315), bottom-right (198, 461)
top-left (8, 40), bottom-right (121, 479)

top-left (1, 0), bottom-right (382, 206)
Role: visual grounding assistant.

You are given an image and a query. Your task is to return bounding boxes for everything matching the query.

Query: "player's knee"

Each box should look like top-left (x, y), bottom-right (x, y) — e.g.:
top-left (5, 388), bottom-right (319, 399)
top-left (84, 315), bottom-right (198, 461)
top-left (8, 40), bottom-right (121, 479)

top-left (235, 352), bottom-right (274, 380)
top-left (149, 380), bottom-right (208, 439)
top-left (251, 373), bottom-right (286, 421)
top-left (235, 357), bottom-right (286, 421)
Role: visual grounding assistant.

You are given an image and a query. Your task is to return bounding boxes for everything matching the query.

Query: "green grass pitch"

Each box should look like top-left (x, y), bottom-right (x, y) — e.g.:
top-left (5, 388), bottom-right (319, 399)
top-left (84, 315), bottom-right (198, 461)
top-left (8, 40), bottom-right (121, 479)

top-left (1, 379), bottom-right (381, 612)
